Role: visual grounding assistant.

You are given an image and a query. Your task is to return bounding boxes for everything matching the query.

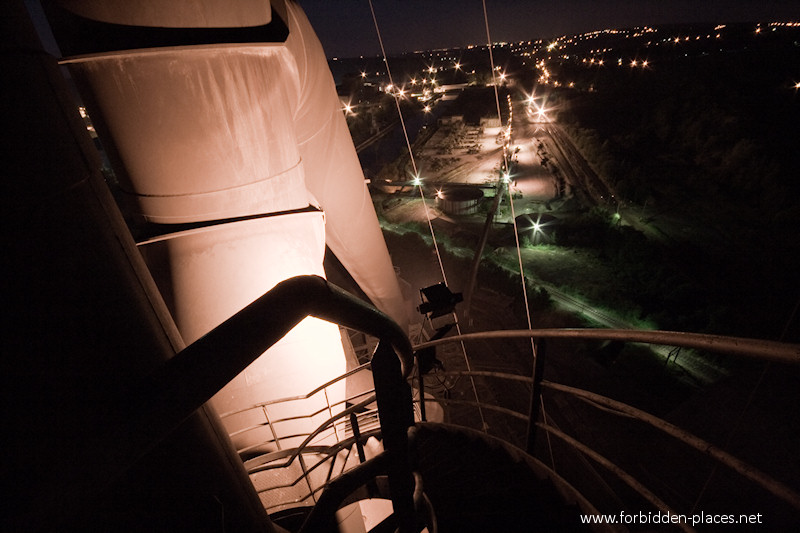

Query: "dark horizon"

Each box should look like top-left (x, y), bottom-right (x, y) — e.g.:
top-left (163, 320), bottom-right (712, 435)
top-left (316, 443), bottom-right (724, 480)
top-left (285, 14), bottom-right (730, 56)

top-left (299, 0), bottom-right (800, 58)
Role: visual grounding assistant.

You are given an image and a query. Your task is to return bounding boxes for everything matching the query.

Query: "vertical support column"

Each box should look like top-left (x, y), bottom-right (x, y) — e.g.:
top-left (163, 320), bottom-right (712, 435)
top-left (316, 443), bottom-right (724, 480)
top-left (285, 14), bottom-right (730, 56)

top-left (526, 339), bottom-right (546, 456)
top-left (417, 362), bottom-right (427, 422)
top-left (371, 341), bottom-right (417, 533)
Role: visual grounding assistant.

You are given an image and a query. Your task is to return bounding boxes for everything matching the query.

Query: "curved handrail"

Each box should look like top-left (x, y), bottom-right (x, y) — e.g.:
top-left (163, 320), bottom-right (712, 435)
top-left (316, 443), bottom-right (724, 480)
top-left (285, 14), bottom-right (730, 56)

top-left (542, 381), bottom-right (800, 510)
top-left (246, 395), bottom-right (378, 474)
top-left (119, 275), bottom-right (412, 459)
top-left (218, 361), bottom-right (374, 419)
top-left (409, 370), bottom-right (800, 511)
top-left (413, 329), bottom-right (800, 365)
top-left (404, 327), bottom-right (800, 529)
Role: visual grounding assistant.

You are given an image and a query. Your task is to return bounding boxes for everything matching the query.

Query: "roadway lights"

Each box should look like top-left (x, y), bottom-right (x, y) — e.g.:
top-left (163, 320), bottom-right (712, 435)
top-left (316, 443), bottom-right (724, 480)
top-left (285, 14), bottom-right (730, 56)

top-left (412, 176), bottom-right (422, 186)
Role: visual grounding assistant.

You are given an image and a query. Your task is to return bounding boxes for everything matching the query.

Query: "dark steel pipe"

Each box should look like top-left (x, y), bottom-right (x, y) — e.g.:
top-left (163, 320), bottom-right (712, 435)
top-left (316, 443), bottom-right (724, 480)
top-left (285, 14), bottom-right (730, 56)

top-left (122, 275), bottom-right (412, 465)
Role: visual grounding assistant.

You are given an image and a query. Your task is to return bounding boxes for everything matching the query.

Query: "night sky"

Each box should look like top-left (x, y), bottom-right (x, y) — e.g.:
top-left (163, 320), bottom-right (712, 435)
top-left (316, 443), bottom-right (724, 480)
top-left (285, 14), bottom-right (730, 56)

top-left (298, 0), bottom-right (799, 58)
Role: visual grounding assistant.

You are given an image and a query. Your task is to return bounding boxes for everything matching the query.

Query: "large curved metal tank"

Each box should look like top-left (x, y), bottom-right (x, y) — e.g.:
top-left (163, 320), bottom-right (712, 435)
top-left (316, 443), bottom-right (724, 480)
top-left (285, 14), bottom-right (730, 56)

top-left (47, 0), bottom-right (408, 449)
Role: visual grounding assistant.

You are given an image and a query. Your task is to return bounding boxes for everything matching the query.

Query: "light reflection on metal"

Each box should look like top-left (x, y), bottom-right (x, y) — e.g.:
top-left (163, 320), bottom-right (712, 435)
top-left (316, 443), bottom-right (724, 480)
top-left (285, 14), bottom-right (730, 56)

top-left (53, 0), bottom-right (408, 456)
top-left (414, 328), bottom-right (800, 365)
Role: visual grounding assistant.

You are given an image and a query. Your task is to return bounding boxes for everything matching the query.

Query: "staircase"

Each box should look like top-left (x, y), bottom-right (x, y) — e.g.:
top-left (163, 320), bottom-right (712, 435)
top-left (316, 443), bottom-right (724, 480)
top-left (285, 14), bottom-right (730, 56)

top-left (412, 423), bottom-right (586, 532)
top-left (210, 319), bottom-right (800, 533)
top-left (252, 422), bottom-right (587, 532)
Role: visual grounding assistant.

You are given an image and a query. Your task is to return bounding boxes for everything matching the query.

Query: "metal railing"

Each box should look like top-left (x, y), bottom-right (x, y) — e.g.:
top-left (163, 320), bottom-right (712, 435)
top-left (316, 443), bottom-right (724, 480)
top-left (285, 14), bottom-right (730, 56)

top-left (200, 286), bottom-right (798, 531)
top-left (126, 274), bottom-right (417, 532)
top-left (411, 329), bottom-right (800, 530)
top-left (218, 362), bottom-right (383, 513)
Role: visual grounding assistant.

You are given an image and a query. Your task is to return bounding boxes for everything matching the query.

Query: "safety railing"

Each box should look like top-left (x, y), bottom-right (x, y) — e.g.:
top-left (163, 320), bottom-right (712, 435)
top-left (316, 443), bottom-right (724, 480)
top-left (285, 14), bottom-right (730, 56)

top-left (220, 362), bottom-right (378, 455)
top-left (411, 329), bottom-right (800, 530)
top-left (119, 275), bottom-right (418, 532)
top-left (196, 287), bottom-right (797, 532)
top-left (218, 362), bottom-right (383, 513)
